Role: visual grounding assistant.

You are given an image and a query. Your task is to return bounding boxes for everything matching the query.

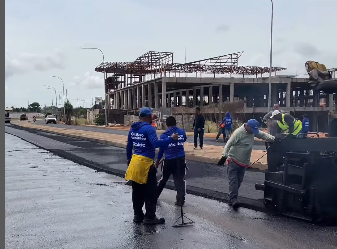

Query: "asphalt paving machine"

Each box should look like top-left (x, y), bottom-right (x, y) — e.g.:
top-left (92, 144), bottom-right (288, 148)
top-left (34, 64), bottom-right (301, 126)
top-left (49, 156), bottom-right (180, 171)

top-left (255, 62), bottom-right (337, 222)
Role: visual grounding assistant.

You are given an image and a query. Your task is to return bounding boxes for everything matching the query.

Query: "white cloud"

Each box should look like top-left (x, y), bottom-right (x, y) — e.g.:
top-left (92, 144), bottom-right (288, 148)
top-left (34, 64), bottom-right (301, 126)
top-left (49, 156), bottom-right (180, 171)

top-left (5, 49), bottom-right (65, 80)
top-left (72, 72), bottom-right (104, 89)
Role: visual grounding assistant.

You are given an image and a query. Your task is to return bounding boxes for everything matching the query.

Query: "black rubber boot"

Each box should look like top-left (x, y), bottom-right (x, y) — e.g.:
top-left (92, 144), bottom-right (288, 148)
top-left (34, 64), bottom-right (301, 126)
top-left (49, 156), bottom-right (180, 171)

top-left (133, 214), bottom-right (144, 224)
top-left (143, 216), bottom-right (165, 225)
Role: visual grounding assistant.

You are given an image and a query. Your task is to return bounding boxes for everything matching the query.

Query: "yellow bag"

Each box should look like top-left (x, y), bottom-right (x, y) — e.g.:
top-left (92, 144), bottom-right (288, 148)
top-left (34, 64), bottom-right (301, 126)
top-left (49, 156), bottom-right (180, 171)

top-left (125, 154), bottom-right (153, 184)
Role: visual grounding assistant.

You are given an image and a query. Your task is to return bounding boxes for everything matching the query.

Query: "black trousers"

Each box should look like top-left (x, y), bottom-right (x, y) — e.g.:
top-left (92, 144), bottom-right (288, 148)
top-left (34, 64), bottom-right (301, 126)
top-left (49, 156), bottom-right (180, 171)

top-left (194, 129), bottom-right (204, 148)
top-left (157, 157), bottom-right (186, 202)
top-left (131, 165), bottom-right (157, 219)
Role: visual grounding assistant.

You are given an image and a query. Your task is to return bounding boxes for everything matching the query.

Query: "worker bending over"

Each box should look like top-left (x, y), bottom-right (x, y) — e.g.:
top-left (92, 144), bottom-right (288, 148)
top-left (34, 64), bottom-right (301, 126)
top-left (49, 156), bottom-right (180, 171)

top-left (125, 107), bottom-right (178, 225)
top-left (270, 110), bottom-right (302, 137)
top-left (156, 116), bottom-right (187, 206)
top-left (220, 119), bottom-right (275, 208)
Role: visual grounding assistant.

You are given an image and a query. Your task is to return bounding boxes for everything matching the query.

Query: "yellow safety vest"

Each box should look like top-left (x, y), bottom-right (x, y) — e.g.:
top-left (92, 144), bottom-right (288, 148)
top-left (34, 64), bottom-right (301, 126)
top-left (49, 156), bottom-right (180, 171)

top-left (277, 114), bottom-right (302, 135)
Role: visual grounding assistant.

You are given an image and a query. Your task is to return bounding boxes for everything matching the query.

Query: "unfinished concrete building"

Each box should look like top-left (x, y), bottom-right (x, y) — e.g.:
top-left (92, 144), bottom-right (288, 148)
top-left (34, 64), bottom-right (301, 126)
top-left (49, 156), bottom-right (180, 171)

top-left (95, 51), bottom-right (336, 132)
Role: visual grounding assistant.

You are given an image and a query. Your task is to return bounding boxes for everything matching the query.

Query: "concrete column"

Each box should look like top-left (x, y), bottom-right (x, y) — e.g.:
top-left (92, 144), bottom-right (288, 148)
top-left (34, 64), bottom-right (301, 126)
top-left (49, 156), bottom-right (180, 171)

top-left (162, 79), bottom-right (167, 108)
top-left (147, 84), bottom-right (152, 108)
top-left (286, 82), bottom-right (291, 108)
top-left (141, 84), bottom-right (146, 107)
top-left (209, 86), bottom-right (213, 105)
top-left (132, 88), bottom-right (137, 109)
top-left (230, 82), bottom-right (234, 102)
top-left (329, 94), bottom-right (334, 111)
top-left (173, 91), bottom-right (177, 107)
top-left (128, 89), bottom-right (132, 110)
top-left (185, 90), bottom-right (190, 107)
top-left (115, 92), bottom-right (119, 109)
top-left (136, 87), bottom-right (140, 108)
top-left (154, 83), bottom-right (159, 109)
top-left (200, 87), bottom-right (204, 106)
top-left (120, 90), bottom-right (124, 109)
top-left (193, 88), bottom-right (197, 107)
top-left (179, 90), bottom-right (183, 106)
top-left (219, 84), bottom-right (223, 103)
top-left (123, 90), bottom-right (127, 109)
top-left (271, 84), bottom-right (278, 105)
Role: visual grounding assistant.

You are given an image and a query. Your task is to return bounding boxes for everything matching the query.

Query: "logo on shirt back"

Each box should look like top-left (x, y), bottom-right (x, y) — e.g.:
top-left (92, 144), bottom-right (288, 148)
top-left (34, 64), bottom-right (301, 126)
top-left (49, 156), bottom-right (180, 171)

top-left (168, 134), bottom-right (184, 147)
top-left (131, 132), bottom-right (147, 147)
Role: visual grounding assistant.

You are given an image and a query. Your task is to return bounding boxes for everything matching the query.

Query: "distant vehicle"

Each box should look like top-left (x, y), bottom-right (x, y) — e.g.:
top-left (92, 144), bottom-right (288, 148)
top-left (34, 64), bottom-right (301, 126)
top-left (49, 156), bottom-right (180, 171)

top-left (20, 113), bottom-right (28, 121)
top-left (5, 108), bottom-right (12, 123)
top-left (45, 115), bottom-right (57, 124)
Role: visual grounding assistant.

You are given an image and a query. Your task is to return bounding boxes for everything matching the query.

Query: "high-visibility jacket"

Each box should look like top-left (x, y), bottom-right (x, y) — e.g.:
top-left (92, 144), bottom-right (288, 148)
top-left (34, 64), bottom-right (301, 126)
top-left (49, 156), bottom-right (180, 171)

top-left (277, 114), bottom-right (302, 135)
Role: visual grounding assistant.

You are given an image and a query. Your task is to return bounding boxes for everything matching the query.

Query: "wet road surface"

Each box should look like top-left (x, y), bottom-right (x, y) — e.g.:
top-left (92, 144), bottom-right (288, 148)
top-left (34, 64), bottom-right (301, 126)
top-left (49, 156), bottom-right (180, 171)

top-left (5, 124), bottom-right (265, 209)
top-left (32, 120), bottom-right (267, 150)
top-left (5, 133), bottom-right (337, 249)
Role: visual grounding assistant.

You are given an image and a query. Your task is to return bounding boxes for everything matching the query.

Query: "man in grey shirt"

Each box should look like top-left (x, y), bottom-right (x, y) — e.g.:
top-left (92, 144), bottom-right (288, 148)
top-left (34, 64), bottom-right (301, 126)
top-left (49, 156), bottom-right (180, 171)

top-left (221, 119), bottom-right (275, 208)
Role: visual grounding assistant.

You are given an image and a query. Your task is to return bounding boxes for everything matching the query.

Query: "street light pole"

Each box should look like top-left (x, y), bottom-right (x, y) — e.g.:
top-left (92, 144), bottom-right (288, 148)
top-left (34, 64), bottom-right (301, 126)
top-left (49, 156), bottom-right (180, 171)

top-left (268, 0), bottom-right (274, 113)
top-left (51, 76), bottom-right (66, 119)
top-left (81, 47), bottom-right (108, 126)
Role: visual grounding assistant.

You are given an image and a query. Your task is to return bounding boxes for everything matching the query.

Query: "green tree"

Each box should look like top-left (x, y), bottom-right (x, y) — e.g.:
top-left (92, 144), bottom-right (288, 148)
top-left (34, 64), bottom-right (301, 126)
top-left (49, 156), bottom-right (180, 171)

top-left (28, 102), bottom-right (41, 112)
top-left (64, 100), bottom-right (73, 125)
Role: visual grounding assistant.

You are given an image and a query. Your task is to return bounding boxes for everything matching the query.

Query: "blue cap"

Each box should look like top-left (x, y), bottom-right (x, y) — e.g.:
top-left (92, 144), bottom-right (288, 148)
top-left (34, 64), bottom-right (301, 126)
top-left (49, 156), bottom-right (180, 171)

top-left (247, 119), bottom-right (259, 134)
top-left (139, 107), bottom-right (152, 117)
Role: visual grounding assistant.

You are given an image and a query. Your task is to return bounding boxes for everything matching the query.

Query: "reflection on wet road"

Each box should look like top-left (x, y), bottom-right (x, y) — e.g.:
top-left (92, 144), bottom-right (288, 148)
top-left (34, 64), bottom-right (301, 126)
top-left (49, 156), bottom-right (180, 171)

top-left (5, 133), bottom-right (337, 249)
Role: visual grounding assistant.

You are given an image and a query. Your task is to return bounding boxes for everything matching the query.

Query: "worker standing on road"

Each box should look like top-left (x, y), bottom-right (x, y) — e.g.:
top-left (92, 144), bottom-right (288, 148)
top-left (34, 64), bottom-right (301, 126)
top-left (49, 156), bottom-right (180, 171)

top-left (219, 119), bottom-right (275, 209)
top-left (222, 112), bottom-right (233, 143)
top-left (156, 116), bottom-right (187, 206)
top-left (216, 121), bottom-right (224, 142)
top-left (125, 107), bottom-right (178, 225)
top-left (193, 107), bottom-right (205, 149)
top-left (302, 115), bottom-right (310, 137)
top-left (270, 110), bottom-right (302, 137)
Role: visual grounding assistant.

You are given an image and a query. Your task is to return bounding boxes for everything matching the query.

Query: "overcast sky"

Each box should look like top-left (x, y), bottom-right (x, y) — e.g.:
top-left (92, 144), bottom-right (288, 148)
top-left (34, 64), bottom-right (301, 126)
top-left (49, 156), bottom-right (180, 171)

top-left (5, 0), bottom-right (337, 108)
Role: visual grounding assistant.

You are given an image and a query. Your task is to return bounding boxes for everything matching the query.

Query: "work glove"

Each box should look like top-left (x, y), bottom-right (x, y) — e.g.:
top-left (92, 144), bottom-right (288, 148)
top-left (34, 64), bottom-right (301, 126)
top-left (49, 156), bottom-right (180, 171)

top-left (217, 156), bottom-right (227, 166)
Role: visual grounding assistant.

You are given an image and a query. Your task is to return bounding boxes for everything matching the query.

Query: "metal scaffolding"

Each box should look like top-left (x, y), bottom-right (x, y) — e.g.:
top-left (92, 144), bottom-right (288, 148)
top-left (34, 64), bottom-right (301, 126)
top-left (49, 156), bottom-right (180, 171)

top-left (95, 50), bottom-right (287, 80)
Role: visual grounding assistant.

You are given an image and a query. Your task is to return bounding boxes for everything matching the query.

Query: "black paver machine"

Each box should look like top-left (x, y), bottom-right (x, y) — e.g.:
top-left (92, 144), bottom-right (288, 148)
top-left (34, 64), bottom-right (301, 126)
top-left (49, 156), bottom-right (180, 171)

top-left (256, 62), bottom-right (337, 222)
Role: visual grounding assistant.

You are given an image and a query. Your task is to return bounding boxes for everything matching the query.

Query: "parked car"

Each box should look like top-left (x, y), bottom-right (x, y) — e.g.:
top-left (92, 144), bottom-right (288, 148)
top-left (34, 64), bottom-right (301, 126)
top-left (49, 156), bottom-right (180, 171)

top-left (45, 115), bottom-right (57, 124)
top-left (20, 114), bottom-right (28, 121)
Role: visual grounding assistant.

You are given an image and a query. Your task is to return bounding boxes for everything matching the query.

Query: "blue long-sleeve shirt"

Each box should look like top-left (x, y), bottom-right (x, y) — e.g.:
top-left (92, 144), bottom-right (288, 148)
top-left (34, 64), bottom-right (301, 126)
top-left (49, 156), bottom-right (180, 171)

top-left (126, 122), bottom-right (173, 160)
top-left (157, 127), bottom-right (187, 160)
top-left (220, 112), bottom-right (233, 129)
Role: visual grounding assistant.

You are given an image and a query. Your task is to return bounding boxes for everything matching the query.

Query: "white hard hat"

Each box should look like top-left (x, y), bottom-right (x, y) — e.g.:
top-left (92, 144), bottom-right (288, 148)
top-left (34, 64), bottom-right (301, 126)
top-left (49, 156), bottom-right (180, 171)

top-left (270, 110), bottom-right (281, 118)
